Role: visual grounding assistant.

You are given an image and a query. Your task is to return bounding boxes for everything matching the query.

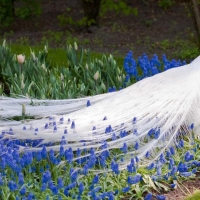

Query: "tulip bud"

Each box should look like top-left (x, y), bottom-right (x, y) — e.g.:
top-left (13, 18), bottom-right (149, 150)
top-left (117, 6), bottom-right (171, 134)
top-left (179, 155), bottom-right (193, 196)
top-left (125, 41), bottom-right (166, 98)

top-left (2, 40), bottom-right (6, 48)
top-left (41, 64), bottom-right (47, 72)
top-left (99, 60), bottom-right (103, 67)
top-left (17, 54), bottom-right (25, 64)
top-left (31, 51), bottom-right (36, 61)
top-left (85, 63), bottom-right (88, 70)
top-left (118, 76), bottom-right (122, 82)
top-left (80, 83), bottom-right (85, 91)
top-left (44, 45), bottom-right (48, 53)
top-left (101, 82), bottom-right (106, 91)
top-left (74, 42), bottom-right (78, 51)
top-left (117, 67), bottom-right (121, 74)
top-left (60, 73), bottom-right (64, 81)
top-left (21, 80), bottom-right (25, 89)
top-left (69, 44), bottom-right (72, 49)
top-left (94, 71), bottom-right (99, 81)
top-left (21, 73), bottom-right (24, 81)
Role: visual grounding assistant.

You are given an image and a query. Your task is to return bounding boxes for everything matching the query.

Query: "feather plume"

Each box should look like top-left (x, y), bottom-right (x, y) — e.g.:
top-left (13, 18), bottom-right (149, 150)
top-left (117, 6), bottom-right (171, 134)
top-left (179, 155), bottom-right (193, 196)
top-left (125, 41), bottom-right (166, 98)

top-left (1, 56), bottom-right (200, 171)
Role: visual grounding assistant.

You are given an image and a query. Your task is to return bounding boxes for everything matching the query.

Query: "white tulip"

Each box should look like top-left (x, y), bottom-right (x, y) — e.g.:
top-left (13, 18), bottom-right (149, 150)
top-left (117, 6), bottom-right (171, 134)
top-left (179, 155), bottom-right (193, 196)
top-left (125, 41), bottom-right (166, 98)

top-left (85, 63), bottom-right (88, 70)
top-left (94, 71), bottom-right (99, 81)
top-left (74, 42), bottom-right (78, 51)
top-left (41, 64), bottom-right (47, 72)
top-left (118, 76), bottom-right (122, 82)
top-left (3, 40), bottom-right (6, 48)
top-left (101, 82), bottom-right (106, 91)
top-left (31, 52), bottom-right (36, 61)
top-left (44, 45), bottom-right (48, 53)
top-left (21, 73), bottom-right (24, 81)
top-left (21, 80), bottom-right (25, 89)
top-left (17, 54), bottom-right (25, 64)
top-left (60, 73), bottom-right (64, 81)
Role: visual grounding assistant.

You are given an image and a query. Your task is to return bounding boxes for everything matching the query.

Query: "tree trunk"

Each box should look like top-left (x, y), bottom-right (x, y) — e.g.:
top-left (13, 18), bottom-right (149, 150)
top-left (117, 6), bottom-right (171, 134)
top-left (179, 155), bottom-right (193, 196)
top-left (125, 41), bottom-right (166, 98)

top-left (81, 0), bottom-right (101, 28)
top-left (192, 0), bottom-right (200, 46)
top-left (11, 0), bottom-right (15, 16)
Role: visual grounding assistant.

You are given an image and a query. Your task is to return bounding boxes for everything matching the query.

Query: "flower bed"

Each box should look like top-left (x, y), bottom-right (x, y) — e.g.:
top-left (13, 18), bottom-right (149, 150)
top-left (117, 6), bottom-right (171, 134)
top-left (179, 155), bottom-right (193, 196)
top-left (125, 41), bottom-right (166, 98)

top-left (1, 41), bottom-right (199, 200)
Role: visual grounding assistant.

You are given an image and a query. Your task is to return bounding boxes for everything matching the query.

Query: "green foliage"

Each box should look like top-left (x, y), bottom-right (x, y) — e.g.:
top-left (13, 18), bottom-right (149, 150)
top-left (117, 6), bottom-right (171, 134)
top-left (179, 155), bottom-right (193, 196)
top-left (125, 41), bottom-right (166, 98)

top-left (101, 0), bottom-right (138, 16)
top-left (66, 44), bottom-right (125, 96)
top-left (39, 30), bottom-right (90, 48)
top-left (158, 0), bottom-right (174, 10)
top-left (185, 190), bottom-right (200, 200)
top-left (159, 39), bottom-right (171, 50)
top-left (0, 0), bottom-right (14, 27)
top-left (148, 38), bottom-right (199, 61)
top-left (0, 0), bottom-right (41, 28)
top-left (15, 0), bottom-right (41, 20)
top-left (0, 40), bottom-right (14, 93)
top-left (57, 15), bottom-right (92, 28)
top-left (170, 39), bottom-right (200, 61)
top-left (176, 47), bottom-right (200, 61)
top-left (58, 0), bottom-right (138, 28)
top-left (141, 19), bottom-right (153, 27)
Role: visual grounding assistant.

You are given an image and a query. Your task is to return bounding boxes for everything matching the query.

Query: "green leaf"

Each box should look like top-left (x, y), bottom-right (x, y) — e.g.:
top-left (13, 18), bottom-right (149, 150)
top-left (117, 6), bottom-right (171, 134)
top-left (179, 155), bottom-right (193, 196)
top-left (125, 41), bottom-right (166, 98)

top-left (155, 181), bottom-right (169, 192)
top-left (143, 174), bottom-right (159, 192)
top-left (133, 8), bottom-right (138, 16)
top-left (118, 1), bottom-right (126, 9)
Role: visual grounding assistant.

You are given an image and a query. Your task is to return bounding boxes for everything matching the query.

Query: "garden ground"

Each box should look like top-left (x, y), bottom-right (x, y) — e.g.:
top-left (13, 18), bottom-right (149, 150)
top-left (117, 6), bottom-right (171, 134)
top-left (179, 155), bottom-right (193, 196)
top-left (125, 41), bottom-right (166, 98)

top-left (156, 176), bottom-right (200, 200)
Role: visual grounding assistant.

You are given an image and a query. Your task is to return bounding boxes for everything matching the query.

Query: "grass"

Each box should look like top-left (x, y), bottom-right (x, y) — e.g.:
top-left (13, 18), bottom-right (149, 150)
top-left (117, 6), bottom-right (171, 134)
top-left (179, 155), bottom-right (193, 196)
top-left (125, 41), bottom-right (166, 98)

top-left (185, 190), bottom-right (200, 200)
top-left (10, 43), bottom-right (69, 67)
top-left (8, 43), bottom-right (125, 69)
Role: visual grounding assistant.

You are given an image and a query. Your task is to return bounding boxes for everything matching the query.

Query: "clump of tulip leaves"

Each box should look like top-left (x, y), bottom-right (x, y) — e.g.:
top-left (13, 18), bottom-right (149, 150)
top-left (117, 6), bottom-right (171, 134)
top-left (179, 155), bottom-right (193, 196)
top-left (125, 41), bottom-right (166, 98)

top-left (0, 41), bottom-right (126, 99)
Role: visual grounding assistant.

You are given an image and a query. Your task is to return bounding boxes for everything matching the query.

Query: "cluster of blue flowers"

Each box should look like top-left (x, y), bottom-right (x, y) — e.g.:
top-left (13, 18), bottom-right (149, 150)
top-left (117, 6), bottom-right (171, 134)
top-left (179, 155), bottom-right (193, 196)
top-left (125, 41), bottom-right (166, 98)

top-left (123, 52), bottom-right (186, 83)
top-left (0, 122), bottom-right (199, 199)
top-left (0, 137), bottom-right (140, 199)
top-left (106, 52), bottom-right (187, 93)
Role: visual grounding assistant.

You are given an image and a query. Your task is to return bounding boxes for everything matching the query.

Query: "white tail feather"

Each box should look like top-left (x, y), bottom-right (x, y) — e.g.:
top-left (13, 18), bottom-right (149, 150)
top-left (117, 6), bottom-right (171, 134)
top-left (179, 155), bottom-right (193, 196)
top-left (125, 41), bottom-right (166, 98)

top-left (1, 56), bottom-right (200, 170)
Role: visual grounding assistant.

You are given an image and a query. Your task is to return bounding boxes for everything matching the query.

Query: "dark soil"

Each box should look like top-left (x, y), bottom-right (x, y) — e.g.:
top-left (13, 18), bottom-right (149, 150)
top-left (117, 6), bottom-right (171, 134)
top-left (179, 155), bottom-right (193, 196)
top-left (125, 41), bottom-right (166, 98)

top-left (157, 177), bottom-right (200, 200)
top-left (122, 176), bottom-right (200, 200)
top-left (1, 1), bottom-right (200, 199)
top-left (1, 0), bottom-right (199, 60)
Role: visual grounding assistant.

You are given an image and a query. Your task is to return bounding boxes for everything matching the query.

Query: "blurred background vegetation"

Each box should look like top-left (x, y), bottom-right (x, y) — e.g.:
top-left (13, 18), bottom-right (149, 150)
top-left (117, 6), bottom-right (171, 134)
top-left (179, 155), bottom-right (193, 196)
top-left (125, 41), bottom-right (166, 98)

top-left (0, 0), bottom-right (200, 62)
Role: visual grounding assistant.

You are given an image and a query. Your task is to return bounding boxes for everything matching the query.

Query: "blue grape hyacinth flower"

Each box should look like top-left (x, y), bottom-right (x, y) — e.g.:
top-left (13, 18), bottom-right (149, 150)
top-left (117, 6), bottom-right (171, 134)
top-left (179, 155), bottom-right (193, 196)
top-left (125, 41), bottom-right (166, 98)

top-left (127, 174), bottom-right (141, 185)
